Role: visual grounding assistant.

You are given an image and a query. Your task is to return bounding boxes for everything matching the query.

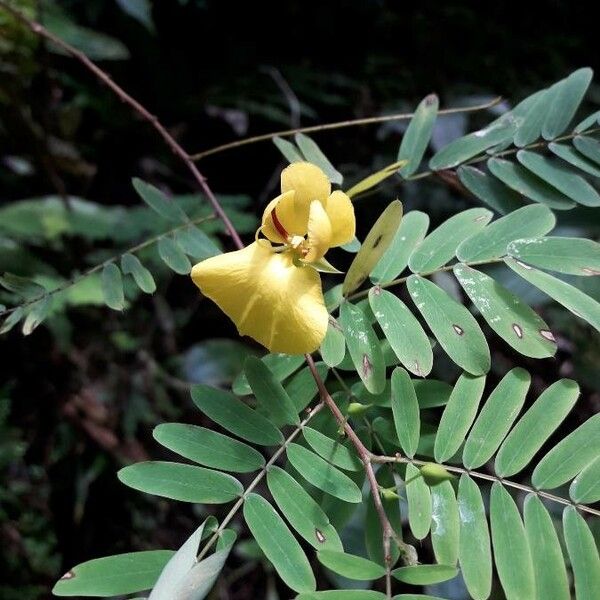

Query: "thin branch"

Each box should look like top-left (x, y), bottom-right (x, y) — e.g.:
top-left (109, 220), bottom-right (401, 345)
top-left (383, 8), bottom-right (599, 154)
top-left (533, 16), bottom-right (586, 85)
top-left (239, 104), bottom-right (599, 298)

top-left (0, 214), bottom-right (215, 319)
top-left (0, 1), bottom-right (243, 250)
top-left (346, 257), bottom-right (505, 303)
top-left (373, 454), bottom-right (600, 517)
top-left (190, 97), bottom-right (504, 161)
top-left (196, 403), bottom-right (324, 562)
top-left (306, 354), bottom-right (416, 593)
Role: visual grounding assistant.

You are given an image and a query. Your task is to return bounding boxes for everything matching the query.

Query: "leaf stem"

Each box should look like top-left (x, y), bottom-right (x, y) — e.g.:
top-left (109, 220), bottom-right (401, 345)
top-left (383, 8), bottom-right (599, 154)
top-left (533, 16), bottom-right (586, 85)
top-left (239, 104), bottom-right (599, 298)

top-left (346, 257), bottom-right (505, 302)
top-left (0, 215), bottom-right (215, 319)
top-left (196, 402), bottom-right (324, 562)
top-left (189, 97), bottom-right (504, 161)
top-left (372, 454), bottom-right (600, 517)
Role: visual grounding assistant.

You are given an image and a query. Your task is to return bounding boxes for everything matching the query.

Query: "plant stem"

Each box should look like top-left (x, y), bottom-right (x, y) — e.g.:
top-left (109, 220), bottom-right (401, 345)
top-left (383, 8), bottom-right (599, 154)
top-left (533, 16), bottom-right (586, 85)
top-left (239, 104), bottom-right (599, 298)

top-left (306, 354), bottom-right (416, 597)
top-left (190, 97), bottom-right (504, 161)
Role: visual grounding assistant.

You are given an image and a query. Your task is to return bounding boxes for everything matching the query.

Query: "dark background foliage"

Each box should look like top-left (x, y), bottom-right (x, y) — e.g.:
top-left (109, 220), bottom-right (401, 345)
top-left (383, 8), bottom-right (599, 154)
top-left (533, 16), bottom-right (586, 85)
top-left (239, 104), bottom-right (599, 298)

top-left (1, 1), bottom-right (599, 598)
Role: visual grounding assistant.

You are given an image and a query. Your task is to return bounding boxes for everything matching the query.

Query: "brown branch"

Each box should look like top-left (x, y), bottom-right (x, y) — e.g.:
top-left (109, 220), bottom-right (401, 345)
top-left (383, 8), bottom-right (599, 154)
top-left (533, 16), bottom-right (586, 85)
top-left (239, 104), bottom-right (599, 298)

top-left (306, 354), bottom-right (416, 595)
top-left (0, 0), bottom-right (243, 250)
top-left (190, 97), bottom-right (504, 161)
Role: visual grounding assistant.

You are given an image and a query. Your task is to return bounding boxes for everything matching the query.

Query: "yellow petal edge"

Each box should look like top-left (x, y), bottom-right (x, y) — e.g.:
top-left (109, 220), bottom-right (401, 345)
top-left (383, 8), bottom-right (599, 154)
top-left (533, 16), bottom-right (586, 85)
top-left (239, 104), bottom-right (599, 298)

top-left (191, 241), bottom-right (328, 354)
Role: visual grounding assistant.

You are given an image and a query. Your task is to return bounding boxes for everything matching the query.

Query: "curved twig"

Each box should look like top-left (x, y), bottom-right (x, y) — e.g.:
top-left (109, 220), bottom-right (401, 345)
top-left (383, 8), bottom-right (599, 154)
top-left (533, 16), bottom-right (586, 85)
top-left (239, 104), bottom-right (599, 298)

top-left (190, 97), bottom-right (504, 161)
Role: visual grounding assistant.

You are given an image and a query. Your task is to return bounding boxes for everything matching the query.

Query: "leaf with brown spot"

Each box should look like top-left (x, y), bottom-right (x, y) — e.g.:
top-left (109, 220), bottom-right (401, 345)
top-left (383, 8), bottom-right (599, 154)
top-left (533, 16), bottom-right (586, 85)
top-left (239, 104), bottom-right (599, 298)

top-left (343, 200), bottom-right (403, 296)
top-left (454, 263), bottom-right (556, 359)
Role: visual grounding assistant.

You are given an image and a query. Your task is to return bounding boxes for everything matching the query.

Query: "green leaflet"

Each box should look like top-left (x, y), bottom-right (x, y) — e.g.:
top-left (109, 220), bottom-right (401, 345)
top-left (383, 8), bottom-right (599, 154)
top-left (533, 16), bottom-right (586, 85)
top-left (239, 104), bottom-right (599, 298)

top-left (153, 423), bottom-right (265, 473)
top-left (343, 200), bottom-right (403, 296)
top-left (101, 263), bottom-right (125, 310)
top-left (273, 136), bottom-right (304, 163)
top-left (392, 564), bottom-right (458, 585)
top-left (303, 427), bottom-right (362, 471)
top-left (517, 150), bottom-right (600, 207)
top-left (398, 94), bottom-right (439, 177)
top-left (243, 493), bottom-right (316, 593)
top-left (495, 379), bottom-right (579, 478)
top-left (174, 225), bottom-right (220, 260)
top-left (117, 461), bottom-right (243, 504)
top-left (267, 466), bottom-right (343, 551)
top-left (434, 372), bottom-right (486, 464)
top-left (286, 443), bottom-right (362, 503)
top-left (370, 210), bottom-right (429, 283)
top-left (429, 120), bottom-right (516, 170)
top-left (487, 157), bottom-right (575, 209)
top-left (405, 463), bottom-right (431, 540)
top-left (462, 368), bottom-right (530, 469)
top-left (563, 506), bottom-right (600, 600)
top-left (317, 550), bottom-right (386, 581)
top-left (542, 67), bottom-right (593, 139)
top-left (506, 257), bottom-right (600, 333)
top-left (22, 296), bottom-right (52, 335)
top-left (132, 178), bottom-right (187, 223)
top-left (524, 495), bottom-right (570, 600)
top-left (507, 236), bottom-right (600, 276)
top-left (121, 253), bottom-right (156, 293)
top-left (295, 133), bottom-right (343, 185)
top-left (570, 456), bottom-right (600, 503)
top-left (457, 165), bottom-right (524, 215)
top-left (52, 550), bottom-right (175, 597)
top-left (191, 384), bottom-right (283, 446)
top-left (430, 480), bottom-right (459, 566)
top-left (457, 474), bottom-right (492, 600)
top-left (157, 236), bottom-right (192, 274)
top-left (532, 413), bottom-right (600, 489)
top-left (490, 483), bottom-right (535, 600)
top-left (454, 264), bottom-right (557, 358)
top-left (244, 356), bottom-right (300, 426)
top-left (370, 288), bottom-right (433, 377)
top-left (297, 592), bottom-right (387, 600)
top-left (390, 368), bottom-right (420, 458)
top-left (320, 317), bottom-right (346, 367)
top-left (513, 88), bottom-right (549, 146)
top-left (549, 142), bottom-right (600, 177)
top-left (573, 135), bottom-right (600, 164)
top-left (233, 353), bottom-right (305, 395)
top-left (408, 207), bottom-right (492, 273)
top-left (338, 301), bottom-right (386, 394)
top-left (456, 204), bottom-right (555, 262)
top-left (575, 109), bottom-right (600, 133)
top-left (407, 275), bottom-right (490, 375)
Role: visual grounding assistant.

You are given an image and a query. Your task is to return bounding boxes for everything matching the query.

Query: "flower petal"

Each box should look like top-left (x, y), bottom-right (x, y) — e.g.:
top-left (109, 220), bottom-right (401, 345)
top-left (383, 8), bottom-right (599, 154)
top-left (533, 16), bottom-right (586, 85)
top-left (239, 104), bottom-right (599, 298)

top-left (191, 241), bottom-right (328, 354)
top-left (260, 190), bottom-right (300, 242)
top-left (281, 162), bottom-right (331, 226)
top-left (304, 200), bottom-right (332, 263)
top-left (326, 190), bottom-right (356, 247)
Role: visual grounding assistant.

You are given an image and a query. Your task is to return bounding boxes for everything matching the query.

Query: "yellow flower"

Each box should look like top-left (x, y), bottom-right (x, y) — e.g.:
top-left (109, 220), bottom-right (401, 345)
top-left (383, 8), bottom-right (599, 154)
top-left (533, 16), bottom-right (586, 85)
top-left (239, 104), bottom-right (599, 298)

top-left (191, 162), bottom-right (355, 354)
